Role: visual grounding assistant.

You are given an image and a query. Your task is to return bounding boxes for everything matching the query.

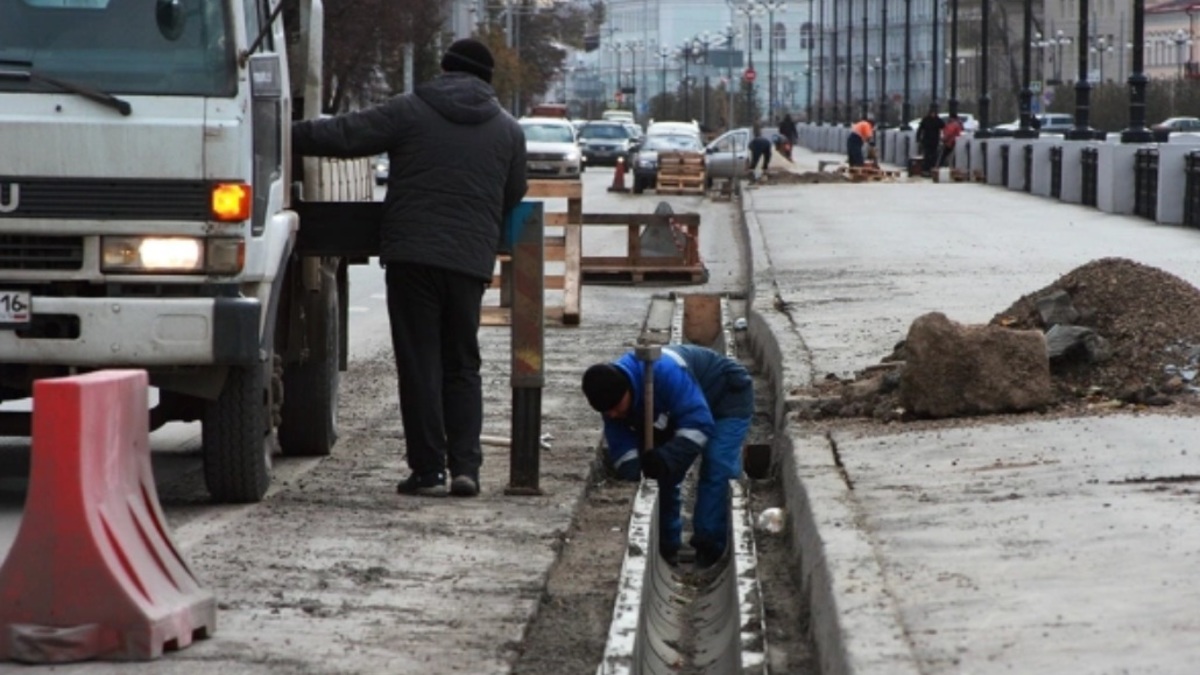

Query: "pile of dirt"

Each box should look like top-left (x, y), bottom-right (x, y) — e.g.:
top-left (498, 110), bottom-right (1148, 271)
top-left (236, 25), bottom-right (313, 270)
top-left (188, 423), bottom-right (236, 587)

top-left (790, 257), bottom-right (1200, 423)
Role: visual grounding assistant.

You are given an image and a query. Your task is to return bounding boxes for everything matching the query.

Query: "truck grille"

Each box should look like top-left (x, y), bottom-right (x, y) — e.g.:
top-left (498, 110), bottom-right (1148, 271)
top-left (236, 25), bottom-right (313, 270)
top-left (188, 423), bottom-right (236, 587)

top-left (0, 177), bottom-right (210, 221)
top-left (0, 235), bottom-right (84, 270)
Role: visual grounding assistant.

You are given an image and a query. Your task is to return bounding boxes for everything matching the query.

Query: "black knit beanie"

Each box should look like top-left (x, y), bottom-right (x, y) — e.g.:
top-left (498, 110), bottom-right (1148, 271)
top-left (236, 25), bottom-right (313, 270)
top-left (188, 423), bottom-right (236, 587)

top-left (441, 38), bottom-right (495, 84)
top-left (582, 364), bottom-right (630, 413)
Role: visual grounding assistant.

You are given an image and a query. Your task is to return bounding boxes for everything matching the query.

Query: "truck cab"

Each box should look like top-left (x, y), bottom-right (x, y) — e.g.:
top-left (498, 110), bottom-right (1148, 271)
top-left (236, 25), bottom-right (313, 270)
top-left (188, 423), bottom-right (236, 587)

top-left (0, 0), bottom-right (370, 503)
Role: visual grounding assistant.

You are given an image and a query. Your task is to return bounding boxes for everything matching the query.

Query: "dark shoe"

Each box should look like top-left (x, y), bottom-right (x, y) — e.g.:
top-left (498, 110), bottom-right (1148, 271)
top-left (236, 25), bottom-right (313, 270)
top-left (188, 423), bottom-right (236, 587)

top-left (396, 471), bottom-right (446, 497)
top-left (449, 475), bottom-right (479, 497)
top-left (661, 549), bottom-right (680, 567)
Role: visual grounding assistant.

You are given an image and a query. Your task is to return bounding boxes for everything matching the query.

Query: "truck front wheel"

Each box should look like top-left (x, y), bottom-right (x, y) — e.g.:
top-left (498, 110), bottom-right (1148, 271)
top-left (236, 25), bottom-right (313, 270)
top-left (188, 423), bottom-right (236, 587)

top-left (202, 361), bottom-right (273, 503)
top-left (278, 268), bottom-right (340, 456)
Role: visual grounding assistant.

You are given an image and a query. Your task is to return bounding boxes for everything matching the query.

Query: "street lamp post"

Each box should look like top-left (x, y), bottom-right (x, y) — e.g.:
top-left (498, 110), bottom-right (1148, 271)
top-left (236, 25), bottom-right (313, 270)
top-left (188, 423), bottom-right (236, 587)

top-left (735, 2), bottom-right (765, 123)
top-left (807, 0), bottom-right (815, 121)
top-left (1090, 37), bottom-right (1113, 83)
top-left (1121, 0), bottom-right (1152, 142)
top-left (902, 0), bottom-right (912, 127)
top-left (655, 46), bottom-right (675, 119)
top-left (975, 0), bottom-right (991, 136)
top-left (693, 32), bottom-right (718, 129)
top-left (949, 0), bottom-right (960, 116)
top-left (1065, 0), bottom-right (1094, 139)
top-left (1014, 0), bottom-right (1038, 138)
top-left (758, 1), bottom-right (787, 119)
top-left (845, 0), bottom-right (853, 123)
top-left (832, 0), bottom-right (839, 123)
top-left (860, 0), bottom-right (868, 120)
top-left (1052, 30), bottom-right (1071, 83)
top-left (879, 0), bottom-right (888, 126)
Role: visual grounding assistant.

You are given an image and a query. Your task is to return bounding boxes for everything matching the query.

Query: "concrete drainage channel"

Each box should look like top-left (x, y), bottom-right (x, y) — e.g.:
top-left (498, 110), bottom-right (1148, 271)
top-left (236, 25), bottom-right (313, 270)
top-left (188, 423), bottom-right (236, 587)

top-left (596, 293), bottom-right (768, 675)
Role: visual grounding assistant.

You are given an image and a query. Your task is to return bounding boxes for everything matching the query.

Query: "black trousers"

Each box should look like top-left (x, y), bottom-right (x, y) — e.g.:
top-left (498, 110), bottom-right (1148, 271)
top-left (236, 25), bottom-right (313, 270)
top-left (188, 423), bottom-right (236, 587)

top-left (846, 134), bottom-right (865, 166)
top-left (385, 263), bottom-right (487, 480)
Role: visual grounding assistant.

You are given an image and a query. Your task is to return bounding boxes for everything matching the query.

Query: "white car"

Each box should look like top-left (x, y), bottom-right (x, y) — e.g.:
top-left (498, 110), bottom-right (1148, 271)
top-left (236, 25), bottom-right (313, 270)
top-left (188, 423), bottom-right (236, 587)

top-left (646, 120), bottom-right (703, 141)
top-left (906, 112), bottom-right (979, 133)
top-left (519, 117), bottom-right (583, 179)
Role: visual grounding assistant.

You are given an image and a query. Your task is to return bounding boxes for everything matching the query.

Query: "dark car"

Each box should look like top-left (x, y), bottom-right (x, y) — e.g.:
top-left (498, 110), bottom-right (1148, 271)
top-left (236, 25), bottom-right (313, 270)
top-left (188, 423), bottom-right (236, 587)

top-left (631, 134), bottom-right (705, 194)
top-left (1152, 116), bottom-right (1200, 141)
top-left (577, 121), bottom-right (637, 166)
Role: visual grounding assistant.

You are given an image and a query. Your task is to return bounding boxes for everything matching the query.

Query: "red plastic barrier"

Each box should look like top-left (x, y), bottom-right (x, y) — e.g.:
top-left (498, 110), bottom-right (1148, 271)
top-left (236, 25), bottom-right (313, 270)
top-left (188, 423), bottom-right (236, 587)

top-left (0, 370), bottom-right (215, 663)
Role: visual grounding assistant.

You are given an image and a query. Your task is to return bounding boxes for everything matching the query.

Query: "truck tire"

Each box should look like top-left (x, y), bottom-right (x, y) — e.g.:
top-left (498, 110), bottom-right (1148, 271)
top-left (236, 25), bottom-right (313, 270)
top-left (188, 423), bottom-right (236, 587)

top-left (203, 360), bottom-right (272, 503)
top-left (278, 269), bottom-right (340, 456)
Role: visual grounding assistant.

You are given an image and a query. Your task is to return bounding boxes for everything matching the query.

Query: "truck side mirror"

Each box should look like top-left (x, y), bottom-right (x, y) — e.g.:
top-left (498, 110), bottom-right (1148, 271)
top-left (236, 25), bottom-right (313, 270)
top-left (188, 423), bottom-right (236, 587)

top-left (155, 0), bottom-right (187, 41)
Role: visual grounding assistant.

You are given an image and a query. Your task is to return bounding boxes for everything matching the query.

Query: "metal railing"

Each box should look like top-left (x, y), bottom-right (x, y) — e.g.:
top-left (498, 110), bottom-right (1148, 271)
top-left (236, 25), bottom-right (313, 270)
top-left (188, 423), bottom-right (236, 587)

top-left (1049, 146), bottom-right (1063, 199)
top-left (1080, 147), bottom-right (1099, 207)
top-left (1000, 144), bottom-right (1010, 186)
top-left (1133, 148), bottom-right (1159, 221)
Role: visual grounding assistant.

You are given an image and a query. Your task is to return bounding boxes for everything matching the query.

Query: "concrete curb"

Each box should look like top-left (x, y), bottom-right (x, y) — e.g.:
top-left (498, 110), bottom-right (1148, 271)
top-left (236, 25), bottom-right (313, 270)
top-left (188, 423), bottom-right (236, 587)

top-left (740, 189), bottom-right (922, 675)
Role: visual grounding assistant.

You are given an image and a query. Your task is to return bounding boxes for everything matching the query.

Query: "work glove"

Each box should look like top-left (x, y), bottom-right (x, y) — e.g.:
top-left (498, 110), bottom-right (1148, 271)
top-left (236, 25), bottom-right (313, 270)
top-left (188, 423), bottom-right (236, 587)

top-left (640, 449), bottom-right (669, 481)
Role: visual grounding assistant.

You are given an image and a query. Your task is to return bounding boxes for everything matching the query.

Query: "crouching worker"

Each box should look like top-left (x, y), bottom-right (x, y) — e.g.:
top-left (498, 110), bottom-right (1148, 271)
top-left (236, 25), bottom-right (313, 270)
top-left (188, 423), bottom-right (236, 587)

top-left (581, 345), bottom-right (754, 568)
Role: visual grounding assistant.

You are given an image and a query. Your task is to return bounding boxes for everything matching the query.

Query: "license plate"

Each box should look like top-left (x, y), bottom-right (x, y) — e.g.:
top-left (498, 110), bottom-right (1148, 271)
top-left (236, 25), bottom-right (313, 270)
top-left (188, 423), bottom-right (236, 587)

top-left (530, 163), bottom-right (553, 172)
top-left (0, 290), bottom-right (31, 327)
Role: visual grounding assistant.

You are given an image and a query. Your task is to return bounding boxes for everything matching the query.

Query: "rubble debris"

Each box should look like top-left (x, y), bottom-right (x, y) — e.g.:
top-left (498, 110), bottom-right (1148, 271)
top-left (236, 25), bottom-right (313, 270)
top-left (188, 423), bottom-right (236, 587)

top-left (788, 257), bottom-right (1200, 423)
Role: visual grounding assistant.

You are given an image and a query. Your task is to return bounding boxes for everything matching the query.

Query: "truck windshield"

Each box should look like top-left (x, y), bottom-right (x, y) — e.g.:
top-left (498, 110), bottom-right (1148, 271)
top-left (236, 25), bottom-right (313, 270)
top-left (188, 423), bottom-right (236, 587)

top-left (0, 0), bottom-right (236, 97)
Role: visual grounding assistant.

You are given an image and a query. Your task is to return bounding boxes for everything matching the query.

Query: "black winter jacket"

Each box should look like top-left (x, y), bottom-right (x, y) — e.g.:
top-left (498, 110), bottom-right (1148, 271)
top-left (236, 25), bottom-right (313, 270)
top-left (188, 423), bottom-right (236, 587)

top-left (292, 73), bottom-right (528, 281)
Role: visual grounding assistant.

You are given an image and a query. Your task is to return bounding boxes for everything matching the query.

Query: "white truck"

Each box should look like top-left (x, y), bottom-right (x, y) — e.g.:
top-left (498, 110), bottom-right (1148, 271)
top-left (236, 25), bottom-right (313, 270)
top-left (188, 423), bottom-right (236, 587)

top-left (0, 0), bottom-right (375, 502)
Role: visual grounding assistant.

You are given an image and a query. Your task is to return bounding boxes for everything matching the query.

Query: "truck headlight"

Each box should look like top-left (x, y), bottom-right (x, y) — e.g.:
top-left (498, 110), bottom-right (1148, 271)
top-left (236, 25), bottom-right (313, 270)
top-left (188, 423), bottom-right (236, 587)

top-left (101, 237), bottom-right (244, 274)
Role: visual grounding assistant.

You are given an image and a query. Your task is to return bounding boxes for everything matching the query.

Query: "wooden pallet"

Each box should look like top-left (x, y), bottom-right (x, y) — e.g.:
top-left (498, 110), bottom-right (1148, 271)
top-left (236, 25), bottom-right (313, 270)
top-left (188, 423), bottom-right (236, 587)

top-left (656, 151), bottom-right (706, 195)
top-left (486, 179), bottom-right (581, 327)
top-left (581, 267), bottom-right (709, 285)
top-left (837, 165), bottom-right (903, 183)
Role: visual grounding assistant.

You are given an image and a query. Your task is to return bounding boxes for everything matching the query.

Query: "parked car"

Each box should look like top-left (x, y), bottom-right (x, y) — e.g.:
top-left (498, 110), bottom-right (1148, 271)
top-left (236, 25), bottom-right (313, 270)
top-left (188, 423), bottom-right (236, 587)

top-left (631, 133), bottom-right (706, 194)
top-left (904, 112), bottom-right (979, 133)
top-left (990, 113), bottom-right (1075, 136)
top-left (601, 109), bottom-right (636, 124)
top-left (577, 121), bottom-right (637, 166)
top-left (646, 120), bottom-right (703, 141)
top-left (374, 154), bottom-right (389, 186)
top-left (624, 122), bottom-right (646, 149)
top-left (704, 127), bottom-right (752, 187)
top-left (519, 117), bottom-right (583, 179)
top-left (1152, 116), bottom-right (1200, 141)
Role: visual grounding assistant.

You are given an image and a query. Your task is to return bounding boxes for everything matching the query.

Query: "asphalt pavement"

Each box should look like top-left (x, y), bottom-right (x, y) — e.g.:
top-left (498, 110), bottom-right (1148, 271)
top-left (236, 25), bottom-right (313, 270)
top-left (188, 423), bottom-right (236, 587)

top-left (745, 145), bottom-right (1200, 674)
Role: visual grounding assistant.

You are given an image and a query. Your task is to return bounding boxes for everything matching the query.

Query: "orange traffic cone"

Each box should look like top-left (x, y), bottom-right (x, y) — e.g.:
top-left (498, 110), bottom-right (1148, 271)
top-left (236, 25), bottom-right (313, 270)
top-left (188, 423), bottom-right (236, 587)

top-left (608, 156), bottom-right (630, 193)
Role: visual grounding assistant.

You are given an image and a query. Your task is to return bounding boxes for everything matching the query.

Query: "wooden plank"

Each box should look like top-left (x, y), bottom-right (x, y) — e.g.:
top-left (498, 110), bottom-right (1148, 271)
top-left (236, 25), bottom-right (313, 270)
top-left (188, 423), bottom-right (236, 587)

top-left (562, 194), bottom-right (583, 325)
top-left (526, 179), bottom-right (582, 199)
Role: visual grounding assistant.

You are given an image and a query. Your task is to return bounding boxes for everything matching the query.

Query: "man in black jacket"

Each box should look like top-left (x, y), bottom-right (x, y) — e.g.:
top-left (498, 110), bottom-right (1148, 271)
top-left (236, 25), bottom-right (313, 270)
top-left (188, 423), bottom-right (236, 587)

top-left (291, 38), bottom-right (528, 498)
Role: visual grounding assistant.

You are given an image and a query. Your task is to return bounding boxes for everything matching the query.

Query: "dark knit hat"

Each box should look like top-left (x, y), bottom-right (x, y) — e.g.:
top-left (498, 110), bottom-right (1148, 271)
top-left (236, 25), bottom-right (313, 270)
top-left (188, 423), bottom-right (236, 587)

top-left (582, 364), bottom-right (629, 412)
top-left (441, 38), bottom-right (495, 83)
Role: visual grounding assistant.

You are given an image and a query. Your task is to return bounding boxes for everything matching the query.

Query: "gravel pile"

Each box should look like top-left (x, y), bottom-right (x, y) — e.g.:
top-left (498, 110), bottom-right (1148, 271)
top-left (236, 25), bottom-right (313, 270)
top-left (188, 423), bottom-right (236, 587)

top-left (792, 257), bottom-right (1200, 423)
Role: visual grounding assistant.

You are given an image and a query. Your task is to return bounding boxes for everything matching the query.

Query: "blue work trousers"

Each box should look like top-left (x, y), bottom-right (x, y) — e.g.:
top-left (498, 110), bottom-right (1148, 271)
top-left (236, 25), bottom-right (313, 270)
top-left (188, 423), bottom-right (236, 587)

top-left (658, 415), bottom-right (750, 562)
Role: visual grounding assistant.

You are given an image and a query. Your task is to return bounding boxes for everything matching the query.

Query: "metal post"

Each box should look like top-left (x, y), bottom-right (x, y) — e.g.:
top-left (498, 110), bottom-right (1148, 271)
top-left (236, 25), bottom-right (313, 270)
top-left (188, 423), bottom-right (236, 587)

top-left (1122, 0), bottom-right (1152, 142)
top-left (931, 0), bottom-right (939, 107)
top-left (1014, 0), bottom-right (1039, 138)
top-left (879, 1), bottom-right (888, 126)
top-left (818, 0), bottom-right (826, 123)
top-left (1066, 0), bottom-right (1093, 139)
top-left (903, 0), bottom-right (912, 127)
top-left (975, 0), bottom-right (991, 136)
top-left (861, 0), bottom-right (868, 119)
top-left (808, 0), bottom-right (816, 121)
top-left (846, 0), bottom-right (853, 123)
top-left (832, 0), bottom-right (839, 123)
top-left (506, 202), bottom-right (544, 496)
top-left (949, 0), bottom-right (959, 115)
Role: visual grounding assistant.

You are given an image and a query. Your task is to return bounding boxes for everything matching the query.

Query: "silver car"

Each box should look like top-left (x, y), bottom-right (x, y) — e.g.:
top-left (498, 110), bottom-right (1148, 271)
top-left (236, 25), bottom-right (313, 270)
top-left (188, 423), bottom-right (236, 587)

top-left (704, 128), bottom-right (751, 187)
top-left (520, 117), bottom-right (583, 179)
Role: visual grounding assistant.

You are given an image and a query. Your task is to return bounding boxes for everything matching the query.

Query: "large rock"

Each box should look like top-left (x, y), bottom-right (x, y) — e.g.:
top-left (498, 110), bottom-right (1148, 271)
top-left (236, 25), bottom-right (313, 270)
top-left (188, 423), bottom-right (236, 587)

top-left (900, 312), bottom-right (1054, 418)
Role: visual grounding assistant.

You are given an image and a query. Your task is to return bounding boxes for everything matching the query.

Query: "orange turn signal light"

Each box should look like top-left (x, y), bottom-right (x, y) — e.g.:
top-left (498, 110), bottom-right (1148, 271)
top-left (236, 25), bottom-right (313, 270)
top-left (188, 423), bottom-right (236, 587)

top-left (211, 183), bottom-right (251, 222)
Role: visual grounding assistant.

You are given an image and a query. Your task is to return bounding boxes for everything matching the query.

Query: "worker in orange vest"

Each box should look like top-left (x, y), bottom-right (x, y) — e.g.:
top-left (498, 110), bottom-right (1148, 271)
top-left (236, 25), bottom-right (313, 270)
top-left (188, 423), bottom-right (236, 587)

top-left (847, 114), bottom-right (874, 167)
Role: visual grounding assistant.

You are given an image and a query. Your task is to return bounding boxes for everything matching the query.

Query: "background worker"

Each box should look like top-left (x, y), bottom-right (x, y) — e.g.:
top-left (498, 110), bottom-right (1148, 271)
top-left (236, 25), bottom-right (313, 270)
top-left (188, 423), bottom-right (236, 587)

top-left (916, 104), bottom-right (945, 176)
top-left (941, 113), bottom-right (964, 167)
top-left (292, 38), bottom-right (527, 498)
top-left (846, 114), bottom-right (873, 167)
top-left (747, 124), bottom-right (773, 180)
top-left (581, 345), bottom-right (754, 569)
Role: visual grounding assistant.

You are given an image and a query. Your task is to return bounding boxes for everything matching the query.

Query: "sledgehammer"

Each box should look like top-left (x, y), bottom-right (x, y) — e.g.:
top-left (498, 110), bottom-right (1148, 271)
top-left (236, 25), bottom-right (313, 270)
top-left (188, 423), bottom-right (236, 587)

top-left (634, 345), bottom-right (661, 458)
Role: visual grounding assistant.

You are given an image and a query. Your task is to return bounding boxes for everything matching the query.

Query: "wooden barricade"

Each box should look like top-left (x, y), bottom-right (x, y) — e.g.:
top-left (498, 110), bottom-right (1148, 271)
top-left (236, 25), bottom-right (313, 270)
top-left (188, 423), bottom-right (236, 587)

top-left (656, 151), bottom-right (706, 195)
top-left (483, 179), bottom-right (582, 327)
top-left (579, 212), bottom-right (707, 285)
